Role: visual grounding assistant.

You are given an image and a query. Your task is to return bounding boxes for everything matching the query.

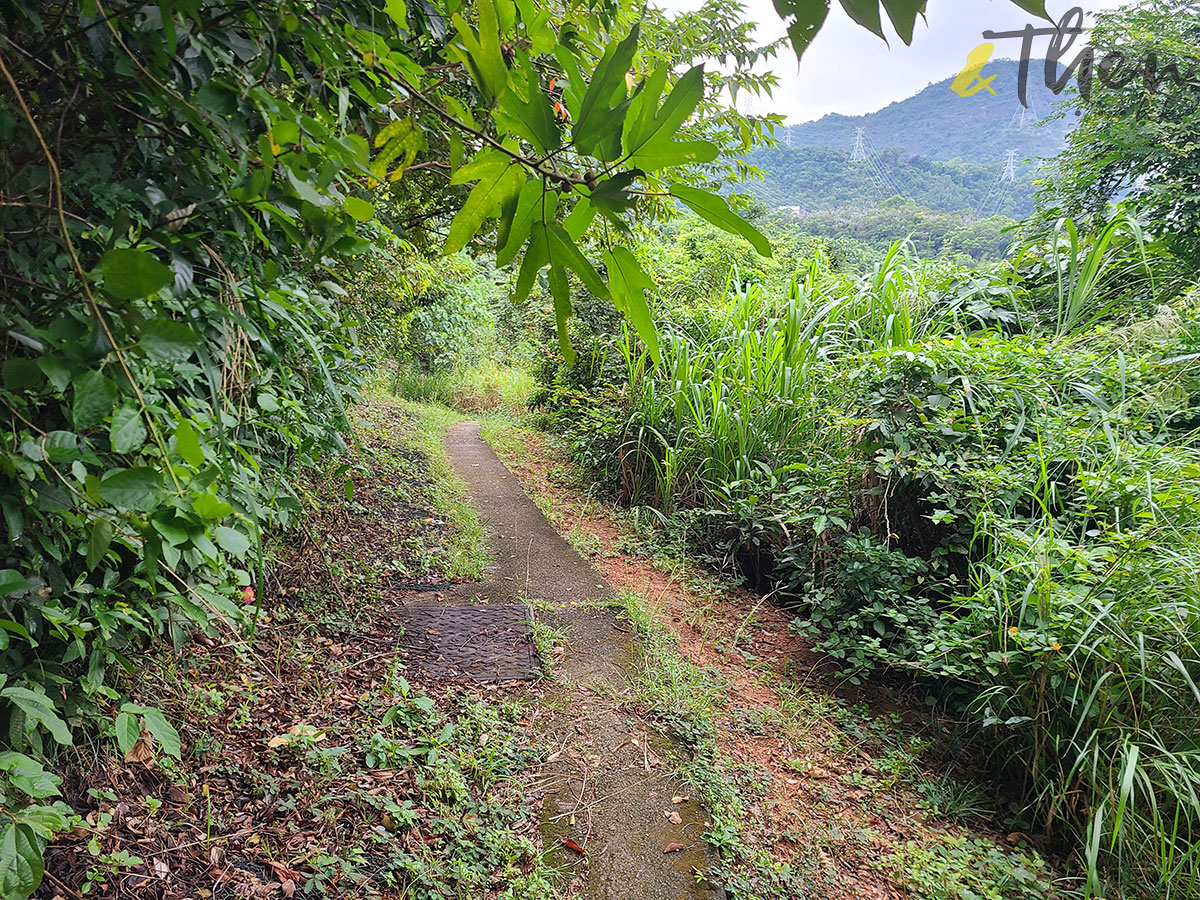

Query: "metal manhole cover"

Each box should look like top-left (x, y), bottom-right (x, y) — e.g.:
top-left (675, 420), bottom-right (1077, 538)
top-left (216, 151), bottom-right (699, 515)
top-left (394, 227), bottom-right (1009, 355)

top-left (395, 604), bottom-right (541, 682)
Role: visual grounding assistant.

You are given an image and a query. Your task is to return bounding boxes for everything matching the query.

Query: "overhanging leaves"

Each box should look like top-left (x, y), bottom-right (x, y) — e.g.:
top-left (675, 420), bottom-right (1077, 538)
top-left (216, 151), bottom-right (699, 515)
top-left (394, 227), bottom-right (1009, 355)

top-left (604, 247), bottom-right (659, 364)
top-left (573, 26), bottom-right (639, 161)
top-left (446, 152), bottom-right (526, 254)
top-left (622, 65), bottom-right (718, 171)
top-left (668, 184), bottom-right (773, 257)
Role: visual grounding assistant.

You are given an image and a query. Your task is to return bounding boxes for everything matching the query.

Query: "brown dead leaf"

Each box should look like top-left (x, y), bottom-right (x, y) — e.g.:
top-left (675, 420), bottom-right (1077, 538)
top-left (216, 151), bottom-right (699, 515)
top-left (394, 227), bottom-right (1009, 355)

top-left (671, 795), bottom-right (688, 804)
top-left (280, 880), bottom-right (296, 898)
top-left (267, 723), bottom-right (325, 749)
top-left (266, 861), bottom-right (299, 884)
top-left (664, 843), bottom-right (686, 853)
top-left (560, 838), bottom-right (586, 855)
top-left (663, 810), bottom-right (682, 825)
top-left (124, 728), bottom-right (155, 765)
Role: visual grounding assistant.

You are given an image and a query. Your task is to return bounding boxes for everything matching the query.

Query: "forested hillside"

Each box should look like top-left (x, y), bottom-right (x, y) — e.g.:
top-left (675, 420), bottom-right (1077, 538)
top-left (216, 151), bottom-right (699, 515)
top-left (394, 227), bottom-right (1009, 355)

top-left (779, 59), bottom-right (1074, 162)
top-left (743, 60), bottom-right (1073, 259)
top-left (745, 145), bottom-right (1037, 217)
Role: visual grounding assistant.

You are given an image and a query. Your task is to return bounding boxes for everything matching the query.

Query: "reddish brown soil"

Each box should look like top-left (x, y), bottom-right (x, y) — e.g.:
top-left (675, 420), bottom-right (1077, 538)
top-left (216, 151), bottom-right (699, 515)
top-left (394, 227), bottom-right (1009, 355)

top-left (489, 425), bottom-right (1015, 900)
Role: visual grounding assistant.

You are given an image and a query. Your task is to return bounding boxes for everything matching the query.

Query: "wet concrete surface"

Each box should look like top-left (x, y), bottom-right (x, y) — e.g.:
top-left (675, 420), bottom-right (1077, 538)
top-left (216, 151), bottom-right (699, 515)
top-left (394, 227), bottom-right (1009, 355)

top-left (439, 421), bottom-right (723, 900)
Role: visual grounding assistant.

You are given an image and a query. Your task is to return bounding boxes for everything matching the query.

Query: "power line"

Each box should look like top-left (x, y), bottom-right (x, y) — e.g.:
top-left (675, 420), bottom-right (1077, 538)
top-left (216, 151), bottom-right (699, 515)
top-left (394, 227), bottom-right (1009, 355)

top-left (850, 128), bottom-right (867, 162)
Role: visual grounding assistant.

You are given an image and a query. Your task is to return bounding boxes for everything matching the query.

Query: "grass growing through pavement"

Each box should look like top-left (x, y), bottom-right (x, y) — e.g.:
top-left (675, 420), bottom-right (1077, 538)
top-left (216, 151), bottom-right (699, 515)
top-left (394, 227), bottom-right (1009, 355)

top-left (614, 587), bottom-right (834, 900)
top-left (400, 399), bottom-right (489, 580)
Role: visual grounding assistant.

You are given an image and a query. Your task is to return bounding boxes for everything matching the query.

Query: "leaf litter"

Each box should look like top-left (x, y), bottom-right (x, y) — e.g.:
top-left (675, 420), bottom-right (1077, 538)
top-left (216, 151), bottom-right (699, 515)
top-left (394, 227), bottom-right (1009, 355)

top-left (42, 400), bottom-right (557, 898)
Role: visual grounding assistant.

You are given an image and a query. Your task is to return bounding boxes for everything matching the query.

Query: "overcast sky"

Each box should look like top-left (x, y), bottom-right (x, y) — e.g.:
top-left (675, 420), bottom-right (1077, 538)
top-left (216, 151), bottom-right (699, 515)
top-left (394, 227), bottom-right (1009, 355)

top-left (662, 0), bottom-right (1130, 123)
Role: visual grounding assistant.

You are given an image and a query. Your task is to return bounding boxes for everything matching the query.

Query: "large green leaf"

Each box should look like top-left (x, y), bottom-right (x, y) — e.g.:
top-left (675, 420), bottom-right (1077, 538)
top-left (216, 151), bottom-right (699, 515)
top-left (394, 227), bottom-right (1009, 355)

top-left (622, 65), bottom-right (718, 171)
top-left (496, 178), bottom-right (551, 267)
top-left (98, 467), bottom-right (161, 511)
top-left (839, 0), bottom-right (885, 38)
top-left (343, 195), bottom-right (375, 222)
top-left (496, 65), bottom-right (561, 154)
top-left (175, 419), bottom-right (205, 467)
top-left (109, 404), bottom-right (147, 454)
top-left (72, 370), bottom-right (117, 430)
top-left (573, 26), bottom-right (639, 161)
top-left (15, 806), bottom-right (69, 841)
top-left (669, 185), bottom-right (773, 257)
top-left (87, 518), bottom-right (115, 570)
top-left (450, 0), bottom-right (508, 101)
top-left (0, 822), bottom-right (44, 900)
top-left (604, 247), bottom-right (659, 365)
top-left (546, 224), bottom-right (609, 299)
top-left (1, 686), bottom-right (72, 745)
top-left (879, 0), bottom-right (926, 44)
top-left (547, 264), bottom-right (575, 365)
top-left (114, 711), bottom-right (140, 756)
top-left (193, 492), bottom-right (233, 520)
top-left (141, 706), bottom-right (181, 759)
top-left (776, 1), bottom-right (1045, 59)
top-left (774, 0), bottom-right (831, 59)
top-left (562, 198), bottom-right (596, 241)
top-left (589, 171), bottom-right (641, 217)
top-left (0, 570), bottom-right (30, 596)
top-left (100, 248), bottom-right (173, 300)
top-left (139, 318), bottom-right (200, 364)
top-left (213, 525), bottom-right (251, 557)
top-left (445, 152), bottom-right (525, 254)
top-left (513, 222), bottom-right (551, 304)
top-left (0, 752), bottom-right (60, 800)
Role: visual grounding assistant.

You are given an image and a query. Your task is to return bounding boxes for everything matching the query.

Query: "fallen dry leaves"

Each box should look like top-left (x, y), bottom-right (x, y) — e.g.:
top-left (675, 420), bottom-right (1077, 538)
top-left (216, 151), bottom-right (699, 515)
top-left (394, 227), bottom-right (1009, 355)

top-left (42, 404), bottom-right (544, 898)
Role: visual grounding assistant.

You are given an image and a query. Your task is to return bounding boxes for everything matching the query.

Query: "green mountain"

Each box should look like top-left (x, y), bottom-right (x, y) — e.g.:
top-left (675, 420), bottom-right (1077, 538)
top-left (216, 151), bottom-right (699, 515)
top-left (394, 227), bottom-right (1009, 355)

top-left (779, 59), bottom-right (1074, 164)
top-left (739, 61), bottom-right (1077, 257)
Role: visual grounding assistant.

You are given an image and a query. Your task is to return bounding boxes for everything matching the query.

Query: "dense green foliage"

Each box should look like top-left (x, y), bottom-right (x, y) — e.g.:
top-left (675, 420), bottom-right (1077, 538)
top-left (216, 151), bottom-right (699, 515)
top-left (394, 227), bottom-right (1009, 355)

top-left (535, 215), bottom-right (1200, 896)
top-left (774, 199), bottom-right (1019, 266)
top-left (748, 145), bottom-right (1037, 218)
top-left (0, 0), bottom-right (786, 890)
top-left (0, 0), bottom-right (1140, 895)
top-left (1036, 0), bottom-right (1200, 266)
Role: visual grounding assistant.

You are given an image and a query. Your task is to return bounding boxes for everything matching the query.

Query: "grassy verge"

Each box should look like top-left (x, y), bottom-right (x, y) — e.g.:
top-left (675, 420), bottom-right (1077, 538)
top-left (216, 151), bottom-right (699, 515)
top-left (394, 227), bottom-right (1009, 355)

top-left (397, 399), bottom-right (488, 580)
top-left (616, 586), bottom-right (1061, 900)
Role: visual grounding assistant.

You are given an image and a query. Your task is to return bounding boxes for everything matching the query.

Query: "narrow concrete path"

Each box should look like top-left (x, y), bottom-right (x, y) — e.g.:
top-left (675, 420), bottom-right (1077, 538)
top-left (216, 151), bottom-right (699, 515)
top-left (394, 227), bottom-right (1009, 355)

top-left (441, 421), bottom-right (722, 900)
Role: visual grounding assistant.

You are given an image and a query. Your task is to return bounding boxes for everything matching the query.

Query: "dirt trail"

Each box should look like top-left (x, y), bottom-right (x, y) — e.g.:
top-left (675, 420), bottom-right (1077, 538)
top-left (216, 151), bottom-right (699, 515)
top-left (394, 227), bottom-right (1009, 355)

top-left (441, 421), bottom-right (722, 900)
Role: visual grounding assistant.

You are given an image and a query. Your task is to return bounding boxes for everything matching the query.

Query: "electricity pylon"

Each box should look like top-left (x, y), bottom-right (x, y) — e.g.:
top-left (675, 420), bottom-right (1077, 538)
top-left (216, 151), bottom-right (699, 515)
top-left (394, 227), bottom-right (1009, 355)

top-left (850, 128), bottom-right (868, 162)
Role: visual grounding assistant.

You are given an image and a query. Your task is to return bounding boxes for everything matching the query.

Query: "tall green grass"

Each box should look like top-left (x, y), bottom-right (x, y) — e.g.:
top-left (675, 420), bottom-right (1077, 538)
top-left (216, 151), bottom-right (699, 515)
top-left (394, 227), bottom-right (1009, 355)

top-left (387, 360), bottom-right (536, 415)
top-left (542, 219), bottom-right (1200, 895)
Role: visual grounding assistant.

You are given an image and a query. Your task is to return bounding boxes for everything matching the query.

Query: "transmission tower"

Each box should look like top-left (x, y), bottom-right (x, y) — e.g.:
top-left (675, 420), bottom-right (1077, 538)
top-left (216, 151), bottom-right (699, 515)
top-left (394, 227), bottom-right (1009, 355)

top-left (1002, 150), bottom-right (1019, 183)
top-left (850, 128), bottom-right (868, 162)
top-left (784, 125), bottom-right (793, 148)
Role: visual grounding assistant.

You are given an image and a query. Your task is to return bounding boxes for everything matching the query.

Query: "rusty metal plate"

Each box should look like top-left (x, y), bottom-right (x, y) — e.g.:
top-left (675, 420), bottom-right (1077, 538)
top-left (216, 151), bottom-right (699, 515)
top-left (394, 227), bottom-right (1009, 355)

top-left (395, 604), bottom-right (541, 682)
